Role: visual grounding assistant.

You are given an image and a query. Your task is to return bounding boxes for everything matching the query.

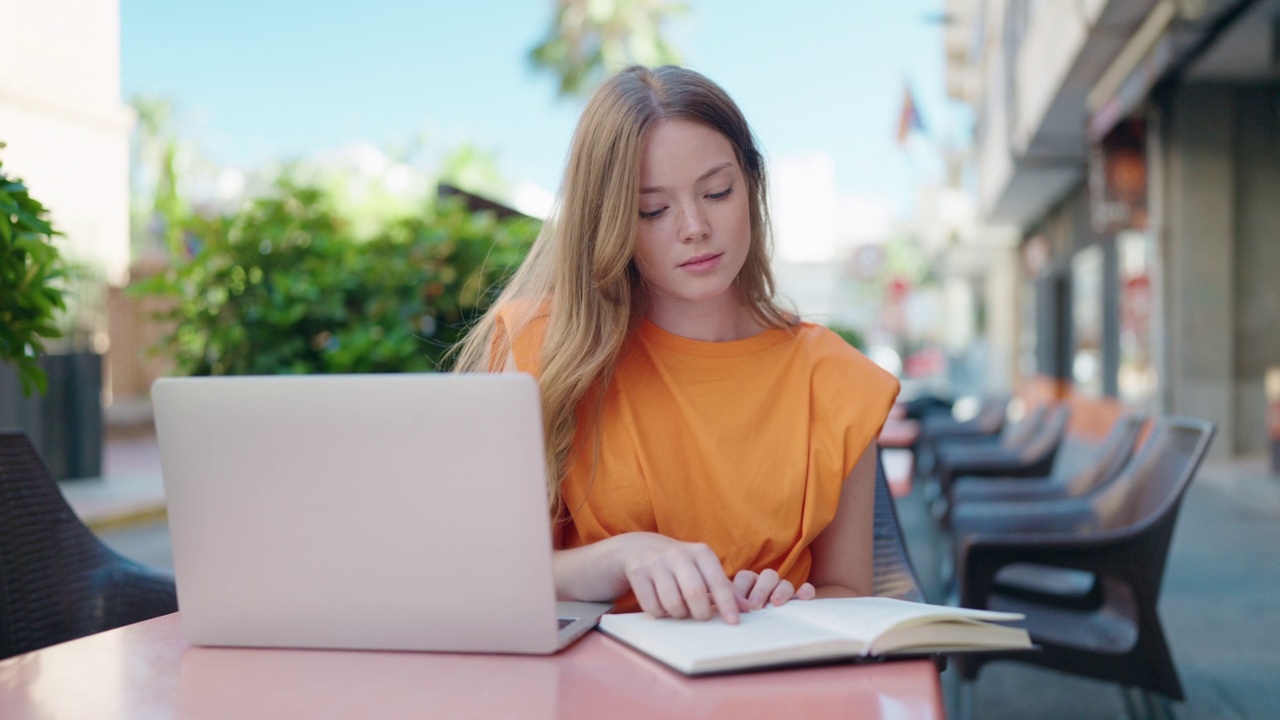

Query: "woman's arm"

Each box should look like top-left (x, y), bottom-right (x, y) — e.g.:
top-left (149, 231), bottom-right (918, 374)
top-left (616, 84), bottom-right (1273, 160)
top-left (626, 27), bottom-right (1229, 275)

top-left (713, 443), bottom-right (880, 608)
top-left (506, 352), bottom-right (743, 622)
top-left (553, 533), bottom-right (747, 623)
top-left (807, 443), bottom-right (877, 598)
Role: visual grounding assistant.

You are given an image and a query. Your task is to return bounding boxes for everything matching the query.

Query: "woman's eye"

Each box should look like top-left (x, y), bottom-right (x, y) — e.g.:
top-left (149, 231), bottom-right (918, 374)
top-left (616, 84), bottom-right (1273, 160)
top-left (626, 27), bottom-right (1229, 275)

top-left (708, 186), bottom-right (733, 200)
top-left (639, 207), bottom-right (666, 220)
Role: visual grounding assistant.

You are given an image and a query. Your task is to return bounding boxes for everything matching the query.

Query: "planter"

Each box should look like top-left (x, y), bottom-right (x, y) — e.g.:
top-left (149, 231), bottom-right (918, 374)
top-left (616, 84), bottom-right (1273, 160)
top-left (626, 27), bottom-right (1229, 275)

top-left (0, 352), bottom-right (104, 480)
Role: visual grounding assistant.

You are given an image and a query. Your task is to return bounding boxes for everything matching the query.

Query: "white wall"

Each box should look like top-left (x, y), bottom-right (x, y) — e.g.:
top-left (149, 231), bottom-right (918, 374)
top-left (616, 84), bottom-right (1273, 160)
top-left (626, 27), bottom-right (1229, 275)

top-left (0, 0), bottom-right (133, 285)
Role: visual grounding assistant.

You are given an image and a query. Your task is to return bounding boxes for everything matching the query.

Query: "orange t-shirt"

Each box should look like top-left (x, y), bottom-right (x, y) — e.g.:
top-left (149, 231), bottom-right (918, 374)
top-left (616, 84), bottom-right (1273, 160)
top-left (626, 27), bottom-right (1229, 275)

top-left (499, 306), bottom-right (900, 612)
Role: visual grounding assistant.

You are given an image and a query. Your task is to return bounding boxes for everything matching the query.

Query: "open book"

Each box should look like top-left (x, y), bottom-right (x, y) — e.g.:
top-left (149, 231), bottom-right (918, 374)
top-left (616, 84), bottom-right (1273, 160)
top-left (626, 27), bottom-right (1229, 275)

top-left (598, 597), bottom-right (1031, 675)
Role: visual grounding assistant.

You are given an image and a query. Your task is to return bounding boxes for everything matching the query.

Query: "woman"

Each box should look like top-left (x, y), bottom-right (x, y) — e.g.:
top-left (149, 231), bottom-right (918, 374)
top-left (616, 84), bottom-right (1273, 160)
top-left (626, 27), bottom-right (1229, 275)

top-left (454, 65), bottom-right (898, 624)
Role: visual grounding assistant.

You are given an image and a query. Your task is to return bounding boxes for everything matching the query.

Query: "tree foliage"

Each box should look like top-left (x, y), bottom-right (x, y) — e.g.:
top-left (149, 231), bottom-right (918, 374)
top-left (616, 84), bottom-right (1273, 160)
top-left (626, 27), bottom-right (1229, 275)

top-left (134, 182), bottom-right (539, 376)
top-left (530, 0), bottom-right (687, 97)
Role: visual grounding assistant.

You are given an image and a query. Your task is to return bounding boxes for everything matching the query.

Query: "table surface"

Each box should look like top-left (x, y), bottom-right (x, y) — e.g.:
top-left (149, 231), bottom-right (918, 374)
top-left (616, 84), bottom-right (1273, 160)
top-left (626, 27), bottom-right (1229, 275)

top-left (0, 614), bottom-right (946, 720)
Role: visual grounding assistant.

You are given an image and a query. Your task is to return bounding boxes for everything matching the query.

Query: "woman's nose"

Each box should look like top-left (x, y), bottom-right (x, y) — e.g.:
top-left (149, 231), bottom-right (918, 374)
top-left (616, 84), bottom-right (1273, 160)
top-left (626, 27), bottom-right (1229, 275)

top-left (678, 203), bottom-right (710, 243)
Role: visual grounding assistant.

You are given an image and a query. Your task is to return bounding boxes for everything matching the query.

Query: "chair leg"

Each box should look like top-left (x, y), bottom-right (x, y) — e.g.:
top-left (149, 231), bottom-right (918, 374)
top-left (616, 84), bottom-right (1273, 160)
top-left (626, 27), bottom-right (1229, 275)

top-left (1121, 686), bottom-right (1147, 720)
top-left (955, 679), bottom-right (974, 720)
top-left (936, 532), bottom-right (956, 601)
top-left (1142, 690), bottom-right (1178, 720)
top-left (1119, 686), bottom-right (1177, 720)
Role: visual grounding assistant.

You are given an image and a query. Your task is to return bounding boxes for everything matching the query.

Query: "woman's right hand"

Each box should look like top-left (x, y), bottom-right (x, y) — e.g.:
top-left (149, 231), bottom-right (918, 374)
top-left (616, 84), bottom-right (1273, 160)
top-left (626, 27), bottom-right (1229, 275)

top-left (616, 533), bottom-right (747, 624)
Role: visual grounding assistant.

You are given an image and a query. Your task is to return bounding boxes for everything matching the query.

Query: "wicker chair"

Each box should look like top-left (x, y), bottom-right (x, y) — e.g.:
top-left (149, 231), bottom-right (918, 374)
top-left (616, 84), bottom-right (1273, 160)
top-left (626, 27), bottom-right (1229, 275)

top-left (953, 417), bottom-right (1215, 716)
top-left (951, 413), bottom-right (1148, 506)
top-left (915, 394), bottom-right (1009, 478)
top-left (872, 447), bottom-right (925, 603)
top-left (0, 431), bottom-right (177, 659)
top-left (933, 404), bottom-right (1071, 527)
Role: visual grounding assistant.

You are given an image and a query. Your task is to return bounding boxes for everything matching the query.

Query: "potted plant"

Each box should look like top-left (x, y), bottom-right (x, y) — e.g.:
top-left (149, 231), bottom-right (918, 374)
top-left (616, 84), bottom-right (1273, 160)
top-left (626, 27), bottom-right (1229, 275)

top-left (0, 153), bottom-right (66, 394)
top-left (0, 152), bottom-right (104, 479)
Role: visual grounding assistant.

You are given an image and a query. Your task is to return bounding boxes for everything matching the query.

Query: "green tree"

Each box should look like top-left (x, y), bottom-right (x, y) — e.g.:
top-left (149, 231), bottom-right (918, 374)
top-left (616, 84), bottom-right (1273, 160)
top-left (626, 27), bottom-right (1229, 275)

top-left (134, 181), bottom-right (539, 376)
top-left (130, 96), bottom-right (203, 264)
top-left (530, 0), bottom-right (687, 98)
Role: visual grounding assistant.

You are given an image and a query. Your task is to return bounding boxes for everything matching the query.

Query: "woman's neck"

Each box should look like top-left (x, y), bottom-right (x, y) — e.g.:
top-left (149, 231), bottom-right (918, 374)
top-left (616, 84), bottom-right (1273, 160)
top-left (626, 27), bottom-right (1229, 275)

top-left (644, 291), bottom-right (765, 342)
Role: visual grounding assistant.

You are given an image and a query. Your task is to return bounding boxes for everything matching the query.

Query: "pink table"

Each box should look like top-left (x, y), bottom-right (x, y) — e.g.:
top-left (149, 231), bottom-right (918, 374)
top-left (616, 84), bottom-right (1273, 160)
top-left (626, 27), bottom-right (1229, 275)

top-left (0, 613), bottom-right (945, 719)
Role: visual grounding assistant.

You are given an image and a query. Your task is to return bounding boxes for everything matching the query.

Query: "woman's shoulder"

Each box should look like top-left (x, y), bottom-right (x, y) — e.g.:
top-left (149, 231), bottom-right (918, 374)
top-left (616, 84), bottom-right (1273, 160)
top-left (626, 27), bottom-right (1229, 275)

top-left (494, 297), bottom-right (552, 374)
top-left (495, 297), bottom-right (552, 326)
top-left (789, 322), bottom-right (900, 394)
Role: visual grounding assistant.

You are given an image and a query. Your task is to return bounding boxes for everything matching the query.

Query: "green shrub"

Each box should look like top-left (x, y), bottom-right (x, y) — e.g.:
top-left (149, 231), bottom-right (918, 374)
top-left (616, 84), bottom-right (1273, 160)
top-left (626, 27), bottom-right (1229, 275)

top-left (135, 182), bottom-right (539, 375)
top-left (827, 324), bottom-right (865, 351)
top-left (0, 156), bottom-right (66, 395)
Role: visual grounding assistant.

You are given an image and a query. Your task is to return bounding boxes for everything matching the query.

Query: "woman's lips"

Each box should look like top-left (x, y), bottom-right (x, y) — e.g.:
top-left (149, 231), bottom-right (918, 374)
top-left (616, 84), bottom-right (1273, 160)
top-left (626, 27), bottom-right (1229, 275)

top-left (679, 253), bottom-right (723, 273)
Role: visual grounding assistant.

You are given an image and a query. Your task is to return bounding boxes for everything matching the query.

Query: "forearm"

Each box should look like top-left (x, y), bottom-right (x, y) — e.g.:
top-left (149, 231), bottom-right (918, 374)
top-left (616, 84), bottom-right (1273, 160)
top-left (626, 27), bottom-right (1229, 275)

top-left (813, 584), bottom-right (866, 599)
top-left (552, 536), bottom-right (629, 602)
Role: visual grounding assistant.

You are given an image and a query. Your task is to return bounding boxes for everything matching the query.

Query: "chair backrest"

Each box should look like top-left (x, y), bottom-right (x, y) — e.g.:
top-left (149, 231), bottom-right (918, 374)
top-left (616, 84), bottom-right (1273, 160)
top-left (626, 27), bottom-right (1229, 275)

top-left (1089, 417), bottom-right (1215, 532)
top-left (1014, 403), bottom-right (1069, 461)
top-left (0, 431), bottom-right (177, 659)
top-left (999, 404), bottom-right (1047, 450)
top-left (1065, 413), bottom-right (1148, 496)
top-left (972, 394), bottom-right (1010, 435)
top-left (871, 447), bottom-right (926, 603)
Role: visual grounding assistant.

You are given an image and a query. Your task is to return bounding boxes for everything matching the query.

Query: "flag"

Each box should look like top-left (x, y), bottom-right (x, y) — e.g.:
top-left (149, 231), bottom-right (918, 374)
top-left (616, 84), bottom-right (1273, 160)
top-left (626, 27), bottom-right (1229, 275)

top-left (896, 85), bottom-right (925, 145)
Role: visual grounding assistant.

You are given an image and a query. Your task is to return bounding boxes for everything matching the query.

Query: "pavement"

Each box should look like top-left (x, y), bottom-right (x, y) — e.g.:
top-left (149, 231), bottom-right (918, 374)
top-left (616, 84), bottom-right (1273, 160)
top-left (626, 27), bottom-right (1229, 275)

top-left (62, 428), bottom-right (171, 569)
top-left (70, 429), bottom-right (1280, 718)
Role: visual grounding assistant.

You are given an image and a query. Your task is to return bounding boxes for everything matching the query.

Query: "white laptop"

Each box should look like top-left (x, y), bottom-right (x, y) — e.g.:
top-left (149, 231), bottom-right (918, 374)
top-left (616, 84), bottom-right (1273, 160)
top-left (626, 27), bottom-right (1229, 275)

top-left (152, 373), bottom-right (610, 654)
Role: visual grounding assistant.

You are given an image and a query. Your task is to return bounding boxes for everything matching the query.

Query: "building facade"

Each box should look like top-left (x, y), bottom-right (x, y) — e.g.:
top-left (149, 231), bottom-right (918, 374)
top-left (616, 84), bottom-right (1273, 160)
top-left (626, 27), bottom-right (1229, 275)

top-left (0, 0), bottom-right (133, 289)
top-left (947, 0), bottom-right (1280, 456)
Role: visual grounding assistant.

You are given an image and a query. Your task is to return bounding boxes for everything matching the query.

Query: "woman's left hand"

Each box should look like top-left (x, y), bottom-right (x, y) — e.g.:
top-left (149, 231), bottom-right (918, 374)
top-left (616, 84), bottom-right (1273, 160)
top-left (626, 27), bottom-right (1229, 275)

top-left (732, 568), bottom-right (816, 610)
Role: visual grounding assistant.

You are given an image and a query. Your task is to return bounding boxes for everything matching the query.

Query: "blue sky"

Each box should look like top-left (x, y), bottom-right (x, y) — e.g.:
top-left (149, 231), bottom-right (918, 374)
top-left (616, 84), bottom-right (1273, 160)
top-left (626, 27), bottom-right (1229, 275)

top-left (121, 0), bottom-right (962, 217)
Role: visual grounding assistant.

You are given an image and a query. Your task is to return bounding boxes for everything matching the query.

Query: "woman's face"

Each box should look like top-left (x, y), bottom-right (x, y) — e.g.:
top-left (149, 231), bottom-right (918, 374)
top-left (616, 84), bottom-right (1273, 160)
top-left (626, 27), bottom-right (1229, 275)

top-left (632, 119), bottom-right (751, 317)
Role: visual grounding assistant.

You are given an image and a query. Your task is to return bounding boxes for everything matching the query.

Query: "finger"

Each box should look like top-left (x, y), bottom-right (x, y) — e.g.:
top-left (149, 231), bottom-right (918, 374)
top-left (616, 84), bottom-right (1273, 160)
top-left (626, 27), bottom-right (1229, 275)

top-left (748, 568), bottom-right (779, 610)
top-left (731, 571), bottom-right (757, 612)
top-left (770, 579), bottom-right (795, 606)
top-left (691, 547), bottom-right (739, 624)
top-left (673, 562), bottom-right (714, 621)
top-left (651, 572), bottom-right (691, 619)
top-left (732, 570), bottom-right (757, 598)
top-left (630, 575), bottom-right (668, 619)
top-left (795, 582), bottom-right (817, 600)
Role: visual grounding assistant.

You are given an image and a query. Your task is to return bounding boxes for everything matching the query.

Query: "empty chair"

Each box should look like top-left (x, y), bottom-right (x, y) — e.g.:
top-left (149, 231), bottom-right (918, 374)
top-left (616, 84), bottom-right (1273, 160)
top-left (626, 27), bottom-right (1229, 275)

top-left (915, 394), bottom-right (1009, 477)
top-left (871, 446), bottom-right (925, 603)
top-left (948, 414), bottom-right (1150, 611)
top-left (952, 416), bottom-right (1215, 715)
top-left (933, 402), bottom-right (1048, 461)
top-left (952, 413), bottom-right (1147, 506)
top-left (933, 404), bottom-right (1070, 528)
top-left (0, 431), bottom-right (178, 659)
top-left (918, 394), bottom-right (1009, 442)
top-left (900, 393), bottom-right (954, 422)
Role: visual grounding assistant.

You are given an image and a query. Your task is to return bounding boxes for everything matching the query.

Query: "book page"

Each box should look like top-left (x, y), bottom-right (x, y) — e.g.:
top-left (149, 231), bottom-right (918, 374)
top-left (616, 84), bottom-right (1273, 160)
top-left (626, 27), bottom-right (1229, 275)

top-left (773, 597), bottom-right (1025, 654)
top-left (867, 621), bottom-right (1031, 655)
top-left (598, 608), bottom-right (864, 674)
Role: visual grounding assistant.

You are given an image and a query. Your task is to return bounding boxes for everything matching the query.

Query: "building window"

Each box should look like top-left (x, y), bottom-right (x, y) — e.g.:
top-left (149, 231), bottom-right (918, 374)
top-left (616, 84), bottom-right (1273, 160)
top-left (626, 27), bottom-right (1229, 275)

top-left (1117, 230), bottom-right (1156, 403)
top-left (1071, 244), bottom-right (1104, 396)
top-left (1019, 235), bottom-right (1050, 378)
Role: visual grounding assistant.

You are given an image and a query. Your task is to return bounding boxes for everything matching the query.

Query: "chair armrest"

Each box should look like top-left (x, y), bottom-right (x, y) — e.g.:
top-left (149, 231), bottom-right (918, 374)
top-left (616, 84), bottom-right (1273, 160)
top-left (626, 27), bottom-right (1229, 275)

top-left (941, 452), bottom-right (1029, 477)
top-left (952, 476), bottom-right (1068, 504)
top-left (955, 527), bottom-right (1157, 611)
top-left (951, 497), bottom-right (1097, 539)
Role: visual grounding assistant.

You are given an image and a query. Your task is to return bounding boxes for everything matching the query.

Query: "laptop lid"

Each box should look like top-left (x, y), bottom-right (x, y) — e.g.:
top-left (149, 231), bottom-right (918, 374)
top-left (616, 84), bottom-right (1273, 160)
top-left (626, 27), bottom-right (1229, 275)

top-left (153, 373), bottom-right (604, 654)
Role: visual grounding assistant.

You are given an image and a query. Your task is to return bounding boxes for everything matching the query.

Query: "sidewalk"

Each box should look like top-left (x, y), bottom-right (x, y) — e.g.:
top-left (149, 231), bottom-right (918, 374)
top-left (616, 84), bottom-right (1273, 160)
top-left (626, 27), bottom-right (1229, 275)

top-left (61, 429), bottom-right (166, 532)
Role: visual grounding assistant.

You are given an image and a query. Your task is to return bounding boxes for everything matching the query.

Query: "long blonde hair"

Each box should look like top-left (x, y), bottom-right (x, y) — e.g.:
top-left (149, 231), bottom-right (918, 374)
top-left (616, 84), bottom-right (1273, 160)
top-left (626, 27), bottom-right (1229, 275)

top-left (453, 65), bottom-right (792, 515)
